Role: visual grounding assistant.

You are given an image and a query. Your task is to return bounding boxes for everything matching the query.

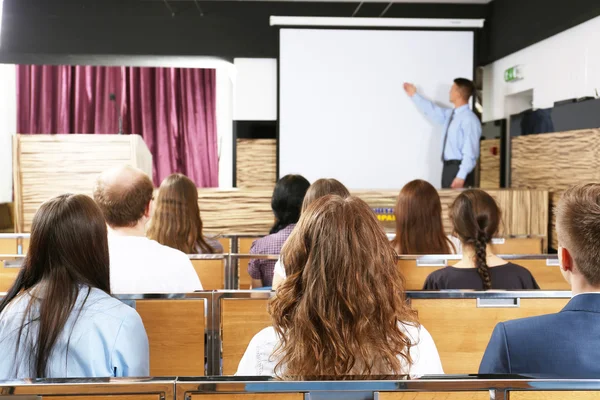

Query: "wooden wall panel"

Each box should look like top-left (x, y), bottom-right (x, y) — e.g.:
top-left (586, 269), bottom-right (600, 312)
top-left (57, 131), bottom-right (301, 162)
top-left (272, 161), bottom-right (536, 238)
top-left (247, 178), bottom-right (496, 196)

top-left (512, 129), bottom-right (600, 249)
top-left (13, 134), bottom-right (152, 233)
top-left (236, 139), bottom-right (277, 188)
top-left (199, 188), bottom-right (549, 246)
top-left (479, 138), bottom-right (501, 189)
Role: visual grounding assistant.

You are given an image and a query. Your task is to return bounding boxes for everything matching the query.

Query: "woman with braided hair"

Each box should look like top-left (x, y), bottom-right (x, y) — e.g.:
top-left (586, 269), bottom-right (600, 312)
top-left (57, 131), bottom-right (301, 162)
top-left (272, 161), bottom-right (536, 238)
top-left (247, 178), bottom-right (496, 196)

top-left (423, 189), bottom-right (539, 290)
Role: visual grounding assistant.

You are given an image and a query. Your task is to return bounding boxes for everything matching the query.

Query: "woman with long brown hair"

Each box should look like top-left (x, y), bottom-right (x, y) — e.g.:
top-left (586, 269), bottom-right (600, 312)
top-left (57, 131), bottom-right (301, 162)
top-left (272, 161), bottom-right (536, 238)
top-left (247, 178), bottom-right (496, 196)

top-left (423, 189), bottom-right (539, 290)
top-left (147, 173), bottom-right (223, 254)
top-left (0, 194), bottom-right (149, 379)
top-left (391, 179), bottom-right (455, 255)
top-left (271, 178), bottom-right (351, 290)
top-left (237, 195), bottom-right (443, 376)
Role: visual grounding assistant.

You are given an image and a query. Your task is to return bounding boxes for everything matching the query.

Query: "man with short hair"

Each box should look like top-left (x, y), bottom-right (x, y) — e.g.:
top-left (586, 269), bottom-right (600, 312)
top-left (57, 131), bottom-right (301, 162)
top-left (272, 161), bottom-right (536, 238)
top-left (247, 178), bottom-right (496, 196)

top-left (94, 165), bottom-right (202, 294)
top-left (404, 78), bottom-right (481, 189)
top-left (479, 183), bottom-right (600, 377)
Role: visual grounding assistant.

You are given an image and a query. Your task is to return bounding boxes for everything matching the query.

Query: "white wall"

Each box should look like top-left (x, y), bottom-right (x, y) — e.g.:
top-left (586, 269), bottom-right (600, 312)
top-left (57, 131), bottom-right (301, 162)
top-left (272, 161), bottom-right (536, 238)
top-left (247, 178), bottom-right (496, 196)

top-left (216, 67), bottom-right (234, 188)
top-left (0, 64), bottom-right (16, 204)
top-left (233, 58), bottom-right (277, 121)
top-left (483, 16), bottom-right (600, 122)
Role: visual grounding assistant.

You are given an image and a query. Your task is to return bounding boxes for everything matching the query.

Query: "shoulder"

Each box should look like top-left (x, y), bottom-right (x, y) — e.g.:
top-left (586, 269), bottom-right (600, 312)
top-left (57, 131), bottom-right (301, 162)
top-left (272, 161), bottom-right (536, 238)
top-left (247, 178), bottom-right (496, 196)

top-left (147, 238), bottom-right (192, 263)
top-left (500, 312), bottom-right (562, 339)
top-left (502, 262), bottom-right (537, 279)
top-left (237, 327), bottom-right (280, 376)
top-left (83, 288), bottom-right (141, 322)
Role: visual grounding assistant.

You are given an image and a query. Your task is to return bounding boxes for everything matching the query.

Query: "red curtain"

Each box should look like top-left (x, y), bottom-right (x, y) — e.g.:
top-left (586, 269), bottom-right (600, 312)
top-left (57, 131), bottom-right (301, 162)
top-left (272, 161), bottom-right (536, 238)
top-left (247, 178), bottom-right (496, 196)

top-left (16, 65), bottom-right (218, 187)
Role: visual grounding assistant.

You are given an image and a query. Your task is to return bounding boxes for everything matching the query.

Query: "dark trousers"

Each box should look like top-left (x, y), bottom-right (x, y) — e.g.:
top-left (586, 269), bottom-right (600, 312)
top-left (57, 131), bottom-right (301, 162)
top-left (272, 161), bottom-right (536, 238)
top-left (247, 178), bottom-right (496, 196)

top-left (442, 160), bottom-right (475, 189)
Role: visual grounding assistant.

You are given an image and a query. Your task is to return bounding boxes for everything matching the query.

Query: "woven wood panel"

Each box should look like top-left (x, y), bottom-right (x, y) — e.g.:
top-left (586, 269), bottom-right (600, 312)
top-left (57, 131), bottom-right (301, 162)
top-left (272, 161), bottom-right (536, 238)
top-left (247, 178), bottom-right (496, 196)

top-left (13, 134), bottom-right (152, 232)
top-left (236, 139), bottom-right (277, 188)
top-left (199, 188), bottom-right (549, 245)
top-left (480, 138), bottom-right (501, 189)
top-left (512, 129), bottom-right (600, 250)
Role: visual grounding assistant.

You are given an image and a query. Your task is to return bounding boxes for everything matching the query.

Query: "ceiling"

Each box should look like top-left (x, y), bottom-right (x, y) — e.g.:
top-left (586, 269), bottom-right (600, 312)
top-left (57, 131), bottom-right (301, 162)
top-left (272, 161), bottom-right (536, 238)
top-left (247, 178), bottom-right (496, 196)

top-left (163, 0), bottom-right (493, 3)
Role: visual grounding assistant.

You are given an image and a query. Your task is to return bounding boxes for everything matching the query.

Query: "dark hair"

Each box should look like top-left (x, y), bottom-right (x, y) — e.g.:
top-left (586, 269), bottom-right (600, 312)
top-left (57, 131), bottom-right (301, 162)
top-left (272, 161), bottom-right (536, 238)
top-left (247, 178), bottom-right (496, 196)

top-left (93, 166), bottom-right (154, 228)
top-left (450, 189), bottom-right (501, 290)
top-left (272, 195), bottom-right (417, 377)
top-left (391, 180), bottom-right (454, 255)
top-left (301, 178), bottom-right (350, 213)
top-left (556, 184), bottom-right (600, 285)
top-left (0, 194), bottom-right (111, 378)
top-left (454, 78), bottom-right (475, 100)
top-left (147, 173), bottom-right (216, 254)
top-left (270, 174), bottom-right (310, 234)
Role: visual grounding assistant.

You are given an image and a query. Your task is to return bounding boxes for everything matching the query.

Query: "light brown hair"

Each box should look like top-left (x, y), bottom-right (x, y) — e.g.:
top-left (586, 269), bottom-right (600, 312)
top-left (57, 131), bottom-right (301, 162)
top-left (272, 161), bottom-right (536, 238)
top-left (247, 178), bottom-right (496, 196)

top-left (0, 194), bottom-right (110, 378)
top-left (556, 183), bottom-right (600, 285)
top-left (93, 165), bottom-right (154, 228)
top-left (271, 195), bottom-right (418, 377)
top-left (391, 179), bottom-right (454, 255)
top-left (301, 178), bottom-right (350, 212)
top-left (450, 189), bottom-right (501, 290)
top-left (147, 173), bottom-right (216, 254)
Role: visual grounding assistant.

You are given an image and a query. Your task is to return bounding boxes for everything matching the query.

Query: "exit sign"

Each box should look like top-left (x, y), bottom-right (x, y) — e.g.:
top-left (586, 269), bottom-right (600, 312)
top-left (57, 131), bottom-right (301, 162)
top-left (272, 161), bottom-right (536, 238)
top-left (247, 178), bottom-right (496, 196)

top-left (504, 65), bottom-right (524, 82)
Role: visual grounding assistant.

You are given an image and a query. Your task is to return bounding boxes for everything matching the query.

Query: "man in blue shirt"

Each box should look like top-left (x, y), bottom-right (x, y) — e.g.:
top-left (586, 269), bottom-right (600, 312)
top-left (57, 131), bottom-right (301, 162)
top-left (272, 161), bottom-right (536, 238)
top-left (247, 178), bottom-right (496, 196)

top-left (404, 78), bottom-right (481, 189)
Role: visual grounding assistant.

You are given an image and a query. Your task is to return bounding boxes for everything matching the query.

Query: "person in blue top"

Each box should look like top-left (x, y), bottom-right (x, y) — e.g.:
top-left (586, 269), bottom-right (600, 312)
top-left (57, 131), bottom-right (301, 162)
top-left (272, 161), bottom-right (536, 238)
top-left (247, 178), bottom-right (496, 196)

top-left (404, 78), bottom-right (482, 189)
top-left (0, 193), bottom-right (149, 379)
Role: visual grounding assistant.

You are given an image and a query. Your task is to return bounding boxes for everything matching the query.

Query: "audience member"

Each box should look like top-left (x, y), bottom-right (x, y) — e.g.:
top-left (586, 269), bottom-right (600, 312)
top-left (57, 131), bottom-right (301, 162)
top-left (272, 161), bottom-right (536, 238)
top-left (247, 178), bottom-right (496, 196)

top-left (147, 173), bottom-right (223, 254)
top-left (237, 195), bottom-right (444, 377)
top-left (271, 178), bottom-right (350, 290)
top-left (0, 194), bottom-right (149, 379)
top-left (480, 184), bottom-right (600, 377)
top-left (248, 174), bottom-right (310, 288)
top-left (391, 180), bottom-right (456, 255)
top-left (93, 165), bottom-right (202, 293)
top-left (423, 189), bottom-right (538, 290)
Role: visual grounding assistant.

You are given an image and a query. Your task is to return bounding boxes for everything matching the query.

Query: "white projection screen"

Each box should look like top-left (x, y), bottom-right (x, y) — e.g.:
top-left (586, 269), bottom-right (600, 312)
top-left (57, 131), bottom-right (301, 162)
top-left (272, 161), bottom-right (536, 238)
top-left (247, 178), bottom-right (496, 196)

top-left (279, 28), bottom-right (474, 189)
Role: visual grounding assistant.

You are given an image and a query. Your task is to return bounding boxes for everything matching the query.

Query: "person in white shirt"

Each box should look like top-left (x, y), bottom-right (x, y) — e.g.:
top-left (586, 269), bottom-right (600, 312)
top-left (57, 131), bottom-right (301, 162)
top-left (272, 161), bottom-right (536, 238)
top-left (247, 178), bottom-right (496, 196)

top-left (93, 165), bottom-right (202, 294)
top-left (237, 195), bottom-right (444, 377)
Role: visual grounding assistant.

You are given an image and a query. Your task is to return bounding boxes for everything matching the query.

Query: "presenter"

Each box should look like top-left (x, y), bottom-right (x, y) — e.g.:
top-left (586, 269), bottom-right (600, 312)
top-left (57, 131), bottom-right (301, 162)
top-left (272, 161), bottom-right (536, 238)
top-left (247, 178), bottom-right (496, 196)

top-left (403, 78), bottom-right (481, 189)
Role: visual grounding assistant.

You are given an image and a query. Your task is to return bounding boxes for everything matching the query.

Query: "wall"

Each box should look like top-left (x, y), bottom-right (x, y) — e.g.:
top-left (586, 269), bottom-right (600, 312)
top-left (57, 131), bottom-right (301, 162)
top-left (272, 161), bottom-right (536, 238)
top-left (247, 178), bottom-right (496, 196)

top-left (216, 68), bottom-right (234, 188)
top-left (485, 0), bottom-right (600, 63)
top-left (233, 58), bottom-right (277, 121)
top-left (0, 64), bottom-right (16, 204)
top-left (0, 0), bottom-right (488, 63)
top-left (482, 16), bottom-right (600, 122)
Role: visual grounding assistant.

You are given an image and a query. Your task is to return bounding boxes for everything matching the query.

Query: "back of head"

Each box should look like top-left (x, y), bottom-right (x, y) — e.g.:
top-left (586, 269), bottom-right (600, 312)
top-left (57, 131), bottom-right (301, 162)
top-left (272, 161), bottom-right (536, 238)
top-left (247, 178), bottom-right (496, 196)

top-left (301, 178), bottom-right (350, 212)
top-left (93, 165), bottom-right (154, 228)
top-left (147, 173), bottom-right (214, 254)
top-left (270, 174), bottom-right (310, 234)
top-left (454, 77), bottom-right (475, 100)
top-left (556, 184), bottom-right (600, 286)
top-left (450, 189), bottom-right (501, 290)
top-left (392, 179), bottom-right (453, 255)
top-left (0, 194), bottom-right (110, 378)
top-left (271, 195), bottom-right (417, 377)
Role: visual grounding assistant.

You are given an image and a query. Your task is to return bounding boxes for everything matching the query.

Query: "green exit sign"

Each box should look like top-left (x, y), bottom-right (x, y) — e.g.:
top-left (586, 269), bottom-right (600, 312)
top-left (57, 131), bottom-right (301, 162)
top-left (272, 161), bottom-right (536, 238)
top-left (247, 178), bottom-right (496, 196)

top-left (504, 65), bottom-right (523, 82)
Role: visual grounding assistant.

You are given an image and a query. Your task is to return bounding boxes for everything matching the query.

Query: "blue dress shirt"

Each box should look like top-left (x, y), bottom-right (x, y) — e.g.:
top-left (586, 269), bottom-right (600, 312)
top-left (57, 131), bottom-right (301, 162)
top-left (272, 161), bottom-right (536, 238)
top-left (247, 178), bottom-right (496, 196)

top-left (412, 93), bottom-right (482, 180)
top-left (0, 286), bottom-right (149, 379)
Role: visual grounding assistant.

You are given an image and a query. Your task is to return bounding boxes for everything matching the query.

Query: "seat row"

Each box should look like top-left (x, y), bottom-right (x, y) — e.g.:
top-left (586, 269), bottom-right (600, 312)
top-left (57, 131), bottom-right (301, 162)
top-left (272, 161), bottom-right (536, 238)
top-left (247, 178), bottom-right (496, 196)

top-left (0, 235), bottom-right (547, 289)
top-left (2, 375), bottom-right (599, 400)
top-left (0, 290), bottom-right (568, 377)
top-left (0, 252), bottom-right (566, 293)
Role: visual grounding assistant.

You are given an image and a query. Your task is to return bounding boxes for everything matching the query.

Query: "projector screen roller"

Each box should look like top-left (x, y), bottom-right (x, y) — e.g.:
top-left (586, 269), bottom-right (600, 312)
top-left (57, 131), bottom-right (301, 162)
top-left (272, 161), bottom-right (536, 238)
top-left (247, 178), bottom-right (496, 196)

top-left (279, 28), bottom-right (474, 189)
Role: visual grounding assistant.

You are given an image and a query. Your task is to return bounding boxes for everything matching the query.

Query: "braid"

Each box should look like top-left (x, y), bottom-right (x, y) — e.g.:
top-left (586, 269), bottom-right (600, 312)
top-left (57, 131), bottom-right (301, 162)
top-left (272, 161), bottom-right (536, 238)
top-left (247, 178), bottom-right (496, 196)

top-left (474, 234), bottom-right (492, 290)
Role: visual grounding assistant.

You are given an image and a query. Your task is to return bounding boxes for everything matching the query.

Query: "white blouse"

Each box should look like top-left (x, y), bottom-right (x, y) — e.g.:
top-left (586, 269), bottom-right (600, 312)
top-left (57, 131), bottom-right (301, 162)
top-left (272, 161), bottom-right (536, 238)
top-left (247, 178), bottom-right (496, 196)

top-left (236, 323), bottom-right (444, 376)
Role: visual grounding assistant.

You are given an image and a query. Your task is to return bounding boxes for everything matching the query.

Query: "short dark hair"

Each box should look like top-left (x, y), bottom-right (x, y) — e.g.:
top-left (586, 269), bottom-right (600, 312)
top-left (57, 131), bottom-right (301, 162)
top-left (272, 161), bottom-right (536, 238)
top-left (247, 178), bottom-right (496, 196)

top-left (556, 184), bottom-right (600, 285)
top-left (270, 174), bottom-right (310, 234)
top-left (93, 166), bottom-right (154, 228)
top-left (454, 78), bottom-right (475, 100)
